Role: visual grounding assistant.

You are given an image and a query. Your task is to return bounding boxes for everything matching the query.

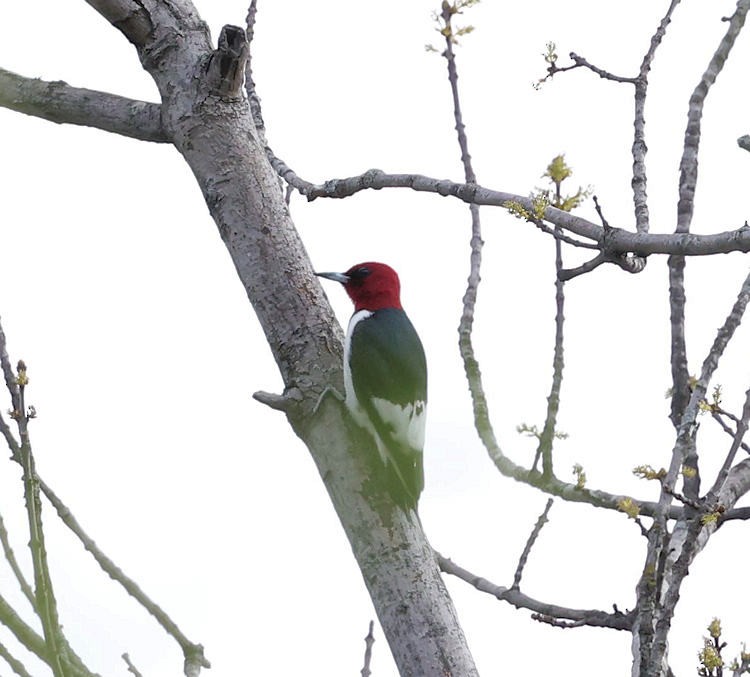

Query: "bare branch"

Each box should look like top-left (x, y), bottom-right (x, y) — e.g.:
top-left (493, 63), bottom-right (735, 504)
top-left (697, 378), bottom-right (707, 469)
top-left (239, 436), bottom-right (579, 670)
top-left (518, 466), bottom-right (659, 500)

top-left (266, 150), bottom-right (317, 195)
top-left (533, 226), bottom-right (565, 474)
top-left (677, 0), bottom-right (749, 236)
top-left (706, 384), bottom-right (750, 500)
top-left (303, 170), bottom-right (750, 257)
top-left (631, 0), bottom-right (682, 233)
top-left (0, 640), bottom-right (33, 677)
top-left (567, 52), bottom-right (636, 83)
top-left (0, 595), bottom-right (47, 668)
top-left (512, 499), bottom-right (553, 589)
top-left (667, 0), bottom-right (750, 452)
top-left (12, 362), bottom-right (67, 677)
top-left (244, 0), bottom-right (265, 139)
top-left (37, 479), bottom-right (211, 675)
top-left (0, 68), bottom-right (166, 143)
top-left (360, 621), bottom-right (375, 677)
top-left (0, 317), bottom-right (20, 414)
top-left (662, 268), bottom-right (750, 506)
top-left (721, 506), bottom-right (750, 522)
top-left (0, 409), bottom-right (19, 459)
top-left (252, 388), bottom-right (302, 412)
top-left (436, 553), bottom-right (632, 631)
top-left (529, 218), bottom-right (599, 250)
top-left (668, 254), bottom-right (690, 429)
top-left (0, 511), bottom-right (36, 611)
top-left (557, 253), bottom-right (607, 281)
top-left (122, 653), bottom-right (144, 677)
top-left (0, 593), bottom-right (95, 677)
top-left (711, 408), bottom-right (750, 454)
top-left (642, 265), bottom-right (750, 675)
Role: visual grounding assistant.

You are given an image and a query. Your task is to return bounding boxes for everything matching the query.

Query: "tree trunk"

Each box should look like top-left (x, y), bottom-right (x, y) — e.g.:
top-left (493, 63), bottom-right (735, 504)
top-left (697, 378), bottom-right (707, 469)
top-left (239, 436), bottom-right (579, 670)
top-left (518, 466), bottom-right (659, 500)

top-left (85, 2), bottom-right (479, 674)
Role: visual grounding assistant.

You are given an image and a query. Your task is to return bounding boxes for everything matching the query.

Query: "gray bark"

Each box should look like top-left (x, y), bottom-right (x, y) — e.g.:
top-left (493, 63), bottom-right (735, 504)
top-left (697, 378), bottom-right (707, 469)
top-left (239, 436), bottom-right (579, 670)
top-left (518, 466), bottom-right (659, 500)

top-left (62, 2), bottom-right (478, 674)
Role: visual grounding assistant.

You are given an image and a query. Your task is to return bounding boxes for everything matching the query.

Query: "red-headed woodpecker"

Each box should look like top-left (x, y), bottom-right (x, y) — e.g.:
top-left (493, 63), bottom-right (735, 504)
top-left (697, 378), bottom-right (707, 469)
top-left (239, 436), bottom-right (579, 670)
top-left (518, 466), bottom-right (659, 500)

top-left (316, 262), bottom-right (427, 511)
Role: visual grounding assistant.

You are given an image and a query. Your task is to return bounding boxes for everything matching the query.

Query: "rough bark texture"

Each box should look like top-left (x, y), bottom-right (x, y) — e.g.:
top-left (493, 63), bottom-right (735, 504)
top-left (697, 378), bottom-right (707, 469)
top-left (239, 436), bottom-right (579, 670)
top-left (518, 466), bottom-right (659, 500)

top-left (68, 2), bottom-right (477, 674)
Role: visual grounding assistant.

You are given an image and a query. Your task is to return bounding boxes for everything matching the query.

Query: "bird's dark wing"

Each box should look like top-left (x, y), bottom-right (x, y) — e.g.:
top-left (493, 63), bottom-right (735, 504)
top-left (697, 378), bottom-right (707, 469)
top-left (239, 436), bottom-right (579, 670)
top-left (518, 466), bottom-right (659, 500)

top-left (348, 308), bottom-right (427, 409)
top-left (348, 308), bottom-right (427, 507)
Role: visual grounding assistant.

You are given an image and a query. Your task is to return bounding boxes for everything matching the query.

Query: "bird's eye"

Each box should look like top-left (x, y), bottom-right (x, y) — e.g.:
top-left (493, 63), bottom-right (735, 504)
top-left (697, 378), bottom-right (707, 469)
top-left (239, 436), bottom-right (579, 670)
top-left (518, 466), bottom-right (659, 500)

top-left (350, 267), bottom-right (371, 280)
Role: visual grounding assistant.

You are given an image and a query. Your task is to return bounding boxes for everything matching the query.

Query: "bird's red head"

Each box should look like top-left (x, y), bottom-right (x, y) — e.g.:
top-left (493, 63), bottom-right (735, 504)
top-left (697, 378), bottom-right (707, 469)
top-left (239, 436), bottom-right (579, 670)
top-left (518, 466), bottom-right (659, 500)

top-left (316, 262), bottom-right (403, 312)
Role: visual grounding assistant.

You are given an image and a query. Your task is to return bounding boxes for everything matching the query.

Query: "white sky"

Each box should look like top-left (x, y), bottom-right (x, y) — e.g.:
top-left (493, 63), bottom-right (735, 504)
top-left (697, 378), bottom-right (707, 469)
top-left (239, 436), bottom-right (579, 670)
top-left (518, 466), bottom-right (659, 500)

top-left (1, 1), bottom-right (750, 675)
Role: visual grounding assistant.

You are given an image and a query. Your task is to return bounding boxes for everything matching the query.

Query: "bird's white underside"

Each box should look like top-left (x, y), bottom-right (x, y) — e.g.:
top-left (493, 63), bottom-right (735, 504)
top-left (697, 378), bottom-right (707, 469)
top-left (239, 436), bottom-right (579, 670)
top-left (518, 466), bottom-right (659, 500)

top-left (344, 310), bottom-right (426, 467)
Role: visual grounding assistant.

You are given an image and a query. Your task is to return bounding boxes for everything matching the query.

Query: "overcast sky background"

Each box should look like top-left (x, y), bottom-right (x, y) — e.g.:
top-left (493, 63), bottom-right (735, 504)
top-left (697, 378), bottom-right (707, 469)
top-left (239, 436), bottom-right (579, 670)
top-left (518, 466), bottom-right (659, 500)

top-left (1, 1), bottom-right (750, 675)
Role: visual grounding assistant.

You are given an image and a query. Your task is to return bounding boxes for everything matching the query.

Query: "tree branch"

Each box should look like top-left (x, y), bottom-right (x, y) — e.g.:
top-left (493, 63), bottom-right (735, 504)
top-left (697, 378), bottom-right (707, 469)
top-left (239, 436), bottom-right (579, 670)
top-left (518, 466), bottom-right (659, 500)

top-left (302, 170), bottom-right (750, 257)
top-left (0, 511), bottom-right (36, 612)
top-left (711, 408), bottom-right (750, 454)
top-left (631, 0), bottom-right (682, 233)
top-left (667, 0), bottom-right (749, 444)
top-left (437, 553), bottom-right (632, 630)
top-left (12, 361), bottom-right (68, 677)
top-left (121, 653), bottom-right (143, 677)
top-left (706, 384), bottom-right (750, 501)
top-left (38, 479), bottom-right (210, 674)
top-left (0, 640), bottom-right (33, 677)
top-left (0, 67), bottom-right (166, 142)
top-left (566, 52), bottom-right (636, 83)
top-left (641, 263), bottom-right (750, 675)
top-left (533, 224), bottom-right (566, 474)
top-left (512, 499), bottom-right (553, 589)
top-left (360, 621), bottom-right (375, 677)
top-left (677, 0), bottom-right (749, 236)
top-left (244, 0), bottom-right (266, 140)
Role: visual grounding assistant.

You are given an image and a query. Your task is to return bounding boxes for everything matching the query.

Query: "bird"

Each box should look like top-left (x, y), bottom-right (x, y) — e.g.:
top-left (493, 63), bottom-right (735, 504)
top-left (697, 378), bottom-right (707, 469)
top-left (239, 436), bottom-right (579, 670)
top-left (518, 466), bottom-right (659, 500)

top-left (316, 262), bottom-right (427, 512)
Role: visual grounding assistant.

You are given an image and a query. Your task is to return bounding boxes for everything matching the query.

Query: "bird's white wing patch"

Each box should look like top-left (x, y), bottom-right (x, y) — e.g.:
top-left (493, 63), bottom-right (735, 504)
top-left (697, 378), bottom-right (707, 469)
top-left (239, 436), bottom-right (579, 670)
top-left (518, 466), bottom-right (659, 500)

top-left (344, 309), bottom-right (426, 471)
top-left (372, 397), bottom-right (426, 455)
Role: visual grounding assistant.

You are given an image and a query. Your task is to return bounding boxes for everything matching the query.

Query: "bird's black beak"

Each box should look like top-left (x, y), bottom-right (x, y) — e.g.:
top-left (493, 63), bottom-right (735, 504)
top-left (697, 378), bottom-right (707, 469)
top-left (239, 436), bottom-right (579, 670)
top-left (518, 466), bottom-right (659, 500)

top-left (315, 271), bottom-right (350, 284)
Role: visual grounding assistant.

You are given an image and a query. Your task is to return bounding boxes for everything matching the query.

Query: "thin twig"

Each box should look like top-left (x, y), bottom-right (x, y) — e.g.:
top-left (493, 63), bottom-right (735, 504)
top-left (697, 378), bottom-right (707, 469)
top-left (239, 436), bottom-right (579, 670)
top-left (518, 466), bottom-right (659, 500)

top-left (0, 640), bottom-right (33, 677)
top-left (0, 317), bottom-right (20, 413)
top-left (122, 653), bottom-right (144, 677)
top-left (711, 409), bottom-right (750, 454)
top-left (436, 552), bottom-right (632, 630)
top-left (0, 408), bottom-right (20, 459)
top-left (360, 621), bottom-right (375, 677)
top-left (530, 218), bottom-right (599, 250)
top-left (533, 198), bottom-right (566, 474)
top-left (558, 253), bottom-right (607, 281)
top-left (14, 361), bottom-right (67, 677)
top-left (38, 479), bottom-right (210, 674)
top-left (436, 5), bottom-right (495, 495)
top-left (706, 384), bottom-right (750, 501)
top-left (244, 0), bottom-right (266, 141)
top-left (0, 511), bottom-right (36, 611)
top-left (512, 499), bottom-right (553, 589)
top-left (660, 484), bottom-right (702, 511)
top-left (567, 52), bottom-right (636, 83)
top-left (244, 0), bottom-right (318, 199)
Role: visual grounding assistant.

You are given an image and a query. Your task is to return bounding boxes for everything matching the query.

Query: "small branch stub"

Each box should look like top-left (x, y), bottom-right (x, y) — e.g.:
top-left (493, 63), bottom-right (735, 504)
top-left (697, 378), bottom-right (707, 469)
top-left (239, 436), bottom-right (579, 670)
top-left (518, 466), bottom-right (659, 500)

top-left (207, 25), bottom-right (249, 99)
